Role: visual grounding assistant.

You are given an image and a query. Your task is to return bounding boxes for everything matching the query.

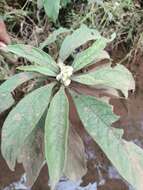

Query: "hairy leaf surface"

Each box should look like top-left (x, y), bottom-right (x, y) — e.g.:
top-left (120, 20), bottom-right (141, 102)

top-left (64, 127), bottom-right (87, 181)
top-left (0, 72), bottom-right (37, 113)
top-left (17, 65), bottom-right (57, 77)
top-left (1, 83), bottom-right (54, 170)
top-left (0, 94), bottom-right (14, 113)
top-left (72, 39), bottom-right (110, 72)
top-left (5, 44), bottom-right (58, 72)
top-left (40, 27), bottom-right (70, 49)
top-left (73, 64), bottom-right (135, 98)
top-left (18, 127), bottom-right (45, 187)
top-left (72, 93), bottom-right (143, 190)
top-left (43, 0), bottom-right (60, 22)
top-left (45, 87), bottom-right (69, 189)
top-left (59, 25), bottom-right (102, 61)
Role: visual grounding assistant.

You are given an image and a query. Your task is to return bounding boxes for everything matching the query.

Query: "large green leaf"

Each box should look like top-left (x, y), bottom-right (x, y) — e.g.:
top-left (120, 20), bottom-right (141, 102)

top-left (5, 44), bottom-right (58, 73)
top-left (59, 25), bottom-right (102, 61)
top-left (18, 126), bottom-right (45, 187)
top-left (1, 83), bottom-right (54, 170)
top-left (40, 27), bottom-right (70, 49)
top-left (64, 127), bottom-right (87, 181)
top-left (45, 87), bottom-right (69, 189)
top-left (0, 72), bottom-right (37, 113)
top-left (43, 0), bottom-right (60, 22)
top-left (72, 64), bottom-right (135, 98)
top-left (17, 65), bottom-right (57, 77)
top-left (72, 39), bottom-right (110, 72)
top-left (18, 109), bottom-right (48, 187)
top-left (72, 93), bottom-right (143, 190)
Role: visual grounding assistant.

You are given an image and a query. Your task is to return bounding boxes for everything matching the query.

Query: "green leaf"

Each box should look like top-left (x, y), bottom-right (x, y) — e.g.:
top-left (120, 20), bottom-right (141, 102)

top-left (40, 27), bottom-right (70, 49)
top-left (0, 72), bottom-right (37, 113)
top-left (37, 0), bottom-right (44, 9)
top-left (59, 25), bottom-right (102, 61)
top-left (64, 127), bottom-right (87, 181)
top-left (72, 64), bottom-right (135, 98)
top-left (5, 44), bottom-right (58, 73)
top-left (72, 93), bottom-right (119, 127)
top-left (45, 87), bottom-right (69, 189)
top-left (17, 65), bottom-right (57, 77)
top-left (88, 0), bottom-right (103, 5)
top-left (72, 93), bottom-right (143, 190)
top-left (18, 127), bottom-right (45, 187)
top-left (72, 39), bottom-right (110, 72)
top-left (0, 72), bottom-right (37, 92)
top-left (43, 0), bottom-right (61, 22)
top-left (0, 93), bottom-right (14, 113)
top-left (1, 82), bottom-right (55, 170)
top-left (61, 0), bottom-right (71, 7)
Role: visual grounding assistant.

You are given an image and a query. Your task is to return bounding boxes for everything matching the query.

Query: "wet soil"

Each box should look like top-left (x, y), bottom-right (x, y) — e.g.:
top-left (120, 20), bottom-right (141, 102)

top-left (1, 49), bottom-right (143, 190)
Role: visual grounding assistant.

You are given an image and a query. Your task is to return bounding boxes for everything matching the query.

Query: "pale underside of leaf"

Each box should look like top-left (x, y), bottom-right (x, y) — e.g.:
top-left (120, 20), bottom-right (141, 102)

top-left (43, 0), bottom-right (60, 22)
top-left (64, 126), bottom-right (87, 181)
top-left (59, 24), bottom-right (102, 61)
top-left (72, 93), bottom-right (143, 190)
top-left (1, 83), bottom-right (55, 170)
top-left (18, 127), bottom-right (45, 187)
top-left (5, 44), bottom-right (58, 72)
top-left (17, 65), bottom-right (57, 77)
top-left (45, 87), bottom-right (69, 190)
top-left (40, 27), bottom-right (70, 49)
top-left (72, 39), bottom-right (110, 72)
top-left (0, 72), bottom-right (37, 113)
top-left (72, 64), bottom-right (135, 98)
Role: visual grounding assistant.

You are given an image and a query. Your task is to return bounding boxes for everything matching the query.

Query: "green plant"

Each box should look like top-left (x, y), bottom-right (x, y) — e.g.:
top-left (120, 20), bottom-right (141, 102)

top-left (67, 0), bottom-right (143, 51)
top-left (38, 0), bottom-right (71, 22)
top-left (1, 25), bottom-right (143, 190)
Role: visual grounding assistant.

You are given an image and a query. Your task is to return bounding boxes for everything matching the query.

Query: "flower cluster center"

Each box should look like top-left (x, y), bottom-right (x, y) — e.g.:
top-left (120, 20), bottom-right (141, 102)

top-left (56, 61), bottom-right (73, 86)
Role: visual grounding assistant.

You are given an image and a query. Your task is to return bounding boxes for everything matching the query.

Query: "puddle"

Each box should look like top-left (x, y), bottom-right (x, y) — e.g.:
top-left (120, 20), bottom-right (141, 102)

top-left (3, 175), bottom-right (97, 190)
top-left (3, 175), bottom-right (30, 190)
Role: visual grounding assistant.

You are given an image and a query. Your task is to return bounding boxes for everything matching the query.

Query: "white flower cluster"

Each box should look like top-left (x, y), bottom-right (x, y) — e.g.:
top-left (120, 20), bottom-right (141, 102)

top-left (56, 61), bottom-right (73, 86)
